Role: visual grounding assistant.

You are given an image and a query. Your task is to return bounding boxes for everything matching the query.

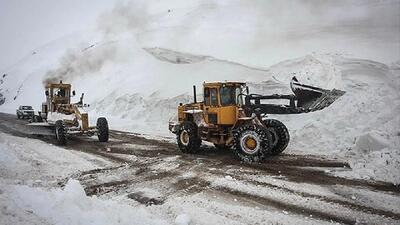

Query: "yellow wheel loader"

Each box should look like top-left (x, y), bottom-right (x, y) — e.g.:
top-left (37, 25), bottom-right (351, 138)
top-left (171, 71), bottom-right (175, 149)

top-left (31, 81), bottom-right (109, 145)
top-left (169, 77), bottom-right (344, 162)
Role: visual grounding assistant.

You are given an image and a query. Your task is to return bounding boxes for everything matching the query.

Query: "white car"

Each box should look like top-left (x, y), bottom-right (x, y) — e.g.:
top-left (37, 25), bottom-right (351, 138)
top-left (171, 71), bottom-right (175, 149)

top-left (16, 105), bottom-right (34, 119)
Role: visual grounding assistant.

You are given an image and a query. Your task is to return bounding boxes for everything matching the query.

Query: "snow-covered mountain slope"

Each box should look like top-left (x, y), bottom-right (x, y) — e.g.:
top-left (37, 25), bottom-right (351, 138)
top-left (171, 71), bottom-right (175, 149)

top-left (0, 0), bottom-right (399, 183)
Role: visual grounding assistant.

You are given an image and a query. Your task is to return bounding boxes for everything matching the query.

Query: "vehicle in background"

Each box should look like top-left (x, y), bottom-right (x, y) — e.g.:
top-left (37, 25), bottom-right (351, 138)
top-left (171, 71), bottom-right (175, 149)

top-left (16, 105), bottom-right (34, 119)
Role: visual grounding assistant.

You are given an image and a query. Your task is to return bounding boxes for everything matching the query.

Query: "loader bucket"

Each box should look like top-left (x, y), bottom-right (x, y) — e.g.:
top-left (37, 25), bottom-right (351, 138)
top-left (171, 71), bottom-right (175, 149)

top-left (290, 76), bottom-right (345, 112)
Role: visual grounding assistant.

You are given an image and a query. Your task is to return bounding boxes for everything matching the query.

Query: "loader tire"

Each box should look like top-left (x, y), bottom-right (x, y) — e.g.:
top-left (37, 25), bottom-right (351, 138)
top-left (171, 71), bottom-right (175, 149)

top-left (232, 125), bottom-right (272, 163)
top-left (97, 117), bottom-right (109, 142)
top-left (55, 120), bottom-right (67, 145)
top-left (177, 121), bottom-right (201, 154)
top-left (263, 119), bottom-right (290, 155)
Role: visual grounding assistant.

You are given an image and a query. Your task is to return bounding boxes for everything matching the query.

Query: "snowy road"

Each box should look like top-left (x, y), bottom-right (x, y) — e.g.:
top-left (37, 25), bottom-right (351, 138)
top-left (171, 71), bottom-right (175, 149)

top-left (0, 112), bottom-right (399, 225)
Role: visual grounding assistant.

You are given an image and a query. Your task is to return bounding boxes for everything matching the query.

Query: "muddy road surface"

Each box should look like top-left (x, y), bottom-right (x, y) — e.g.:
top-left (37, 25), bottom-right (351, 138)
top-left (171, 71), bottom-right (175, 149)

top-left (1, 112), bottom-right (399, 224)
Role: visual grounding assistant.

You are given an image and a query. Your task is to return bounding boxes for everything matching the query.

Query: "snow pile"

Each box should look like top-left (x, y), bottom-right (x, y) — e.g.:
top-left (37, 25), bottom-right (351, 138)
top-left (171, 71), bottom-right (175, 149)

top-left (174, 214), bottom-right (191, 225)
top-left (267, 55), bottom-right (400, 183)
top-left (355, 132), bottom-right (391, 153)
top-left (47, 112), bottom-right (76, 124)
top-left (2, 179), bottom-right (168, 225)
top-left (0, 132), bottom-right (112, 186)
top-left (348, 132), bottom-right (400, 183)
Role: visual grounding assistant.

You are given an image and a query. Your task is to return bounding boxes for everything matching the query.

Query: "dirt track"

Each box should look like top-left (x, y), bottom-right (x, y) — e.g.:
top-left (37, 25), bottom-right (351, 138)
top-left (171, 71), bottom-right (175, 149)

top-left (1, 112), bottom-right (399, 224)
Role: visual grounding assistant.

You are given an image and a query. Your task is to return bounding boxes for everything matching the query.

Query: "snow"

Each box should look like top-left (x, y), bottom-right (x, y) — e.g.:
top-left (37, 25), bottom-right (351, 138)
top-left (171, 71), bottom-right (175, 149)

top-left (159, 191), bottom-right (336, 225)
top-left (209, 176), bottom-right (395, 224)
top-left (0, 0), bottom-right (399, 185)
top-left (1, 179), bottom-right (169, 225)
top-left (5, 180), bottom-right (168, 225)
top-left (0, 132), bottom-right (112, 186)
top-left (0, 2), bottom-right (399, 224)
top-left (0, 131), bottom-right (171, 225)
top-left (1, 129), bottom-right (399, 225)
top-left (47, 112), bottom-right (76, 124)
top-left (174, 214), bottom-right (191, 225)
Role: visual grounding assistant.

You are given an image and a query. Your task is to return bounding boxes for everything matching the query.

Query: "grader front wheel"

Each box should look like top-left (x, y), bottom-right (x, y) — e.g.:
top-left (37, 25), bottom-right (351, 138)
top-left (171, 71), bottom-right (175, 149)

top-left (55, 120), bottom-right (67, 145)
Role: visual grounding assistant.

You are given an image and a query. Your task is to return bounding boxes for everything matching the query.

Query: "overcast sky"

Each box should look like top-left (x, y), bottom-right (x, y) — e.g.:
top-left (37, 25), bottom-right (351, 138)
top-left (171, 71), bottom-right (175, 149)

top-left (0, 0), bottom-right (115, 70)
top-left (1, 0), bottom-right (399, 71)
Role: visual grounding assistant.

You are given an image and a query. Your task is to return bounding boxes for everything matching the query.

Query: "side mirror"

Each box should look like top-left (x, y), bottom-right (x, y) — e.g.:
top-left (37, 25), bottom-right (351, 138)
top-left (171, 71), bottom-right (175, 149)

top-left (72, 90), bottom-right (76, 96)
top-left (45, 90), bottom-right (49, 96)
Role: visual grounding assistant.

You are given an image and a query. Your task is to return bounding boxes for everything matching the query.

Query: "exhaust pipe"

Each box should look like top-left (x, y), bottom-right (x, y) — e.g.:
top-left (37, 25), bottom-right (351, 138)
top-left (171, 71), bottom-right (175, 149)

top-left (193, 85), bottom-right (197, 103)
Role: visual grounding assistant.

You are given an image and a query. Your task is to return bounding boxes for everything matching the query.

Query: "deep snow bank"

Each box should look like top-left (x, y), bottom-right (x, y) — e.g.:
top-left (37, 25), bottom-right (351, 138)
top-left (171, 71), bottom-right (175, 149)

top-left (267, 56), bottom-right (400, 183)
top-left (1, 179), bottom-right (169, 225)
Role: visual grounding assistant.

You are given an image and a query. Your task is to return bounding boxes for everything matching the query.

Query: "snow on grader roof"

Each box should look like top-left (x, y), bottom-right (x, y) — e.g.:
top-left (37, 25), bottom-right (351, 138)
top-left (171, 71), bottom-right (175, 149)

top-left (203, 81), bottom-right (246, 86)
top-left (45, 82), bottom-right (71, 89)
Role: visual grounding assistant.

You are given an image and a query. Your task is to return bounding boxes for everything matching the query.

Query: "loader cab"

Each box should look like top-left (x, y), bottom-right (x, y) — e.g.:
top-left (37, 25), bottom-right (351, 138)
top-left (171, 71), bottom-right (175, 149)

top-left (203, 82), bottom-right (246, 125)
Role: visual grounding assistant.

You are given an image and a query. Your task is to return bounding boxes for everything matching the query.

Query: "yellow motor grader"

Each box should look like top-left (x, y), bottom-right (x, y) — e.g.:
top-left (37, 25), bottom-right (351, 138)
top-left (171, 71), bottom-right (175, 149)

top-left (32, 81), bottom-right (109, 145)
top-left (169, 77), bottom-right (344, 162)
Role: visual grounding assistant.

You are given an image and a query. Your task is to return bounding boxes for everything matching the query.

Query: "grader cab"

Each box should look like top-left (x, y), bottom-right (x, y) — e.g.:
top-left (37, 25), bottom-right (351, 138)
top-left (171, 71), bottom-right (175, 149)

top-left (36, 81), bottom-right (109, 145)
top-left (169, 77), bottom-right (344, 162)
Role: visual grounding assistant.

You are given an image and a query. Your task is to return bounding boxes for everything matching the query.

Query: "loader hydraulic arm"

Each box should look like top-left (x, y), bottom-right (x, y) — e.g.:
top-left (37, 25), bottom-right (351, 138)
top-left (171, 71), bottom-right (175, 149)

top-left (244, 94), bottom-right (306, 115)
top-left (243, 77), bottom-right (345, 116)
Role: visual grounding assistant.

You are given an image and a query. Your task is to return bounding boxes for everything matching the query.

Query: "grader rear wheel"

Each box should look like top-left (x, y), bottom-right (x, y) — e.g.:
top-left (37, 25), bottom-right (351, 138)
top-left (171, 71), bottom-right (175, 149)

top-left (232, 125), bottom-right (272, 163)
top-left (97, 117), bottom-right (109, 142)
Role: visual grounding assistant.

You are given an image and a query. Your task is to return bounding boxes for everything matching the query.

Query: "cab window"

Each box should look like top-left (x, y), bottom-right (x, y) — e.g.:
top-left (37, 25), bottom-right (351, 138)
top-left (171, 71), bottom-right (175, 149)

top-left (220, 86), bottom-right (243, 106)
top-left (210, 88), bottom-right (218, 105)
top-left (220, 86), bottom-right (236, 106)
top-left (204, 88), bottom-right (218, 106)
top-left (204, 88), bottom-right (210, 105)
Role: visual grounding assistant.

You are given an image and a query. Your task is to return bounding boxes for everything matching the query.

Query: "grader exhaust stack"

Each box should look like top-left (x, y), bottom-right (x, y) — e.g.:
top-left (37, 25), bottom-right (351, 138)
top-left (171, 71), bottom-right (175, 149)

top-left (193, 85), bottom-right (197, 103)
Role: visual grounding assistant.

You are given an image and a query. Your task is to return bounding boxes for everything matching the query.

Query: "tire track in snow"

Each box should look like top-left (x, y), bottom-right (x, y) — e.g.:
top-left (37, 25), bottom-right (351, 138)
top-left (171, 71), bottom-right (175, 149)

top-left (207, 170), bottom-right (400, 221)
